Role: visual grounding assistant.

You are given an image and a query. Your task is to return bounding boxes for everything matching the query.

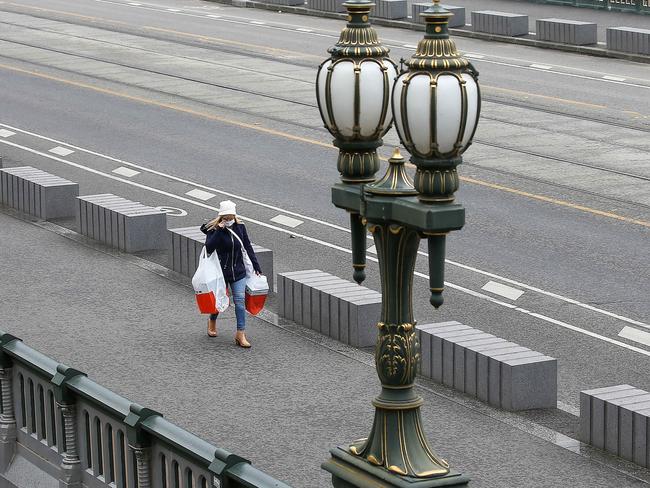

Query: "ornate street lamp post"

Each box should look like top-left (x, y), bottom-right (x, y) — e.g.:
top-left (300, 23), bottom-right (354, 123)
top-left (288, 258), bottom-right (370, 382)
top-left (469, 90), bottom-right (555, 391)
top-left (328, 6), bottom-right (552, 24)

top-left (319, 1), bottom-right (480, 487)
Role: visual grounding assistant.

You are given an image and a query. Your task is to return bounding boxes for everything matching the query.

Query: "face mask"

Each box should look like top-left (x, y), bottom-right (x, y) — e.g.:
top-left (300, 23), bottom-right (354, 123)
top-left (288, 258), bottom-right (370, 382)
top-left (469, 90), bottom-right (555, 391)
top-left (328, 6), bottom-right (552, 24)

top-left (224, 220), bottom-right (235, 227)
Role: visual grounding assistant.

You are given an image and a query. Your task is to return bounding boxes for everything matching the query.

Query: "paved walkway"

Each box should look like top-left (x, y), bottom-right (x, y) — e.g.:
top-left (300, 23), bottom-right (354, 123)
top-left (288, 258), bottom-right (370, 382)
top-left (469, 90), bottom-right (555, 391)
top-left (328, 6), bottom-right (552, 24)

top-left (1, 208), bottom-right (648, 487)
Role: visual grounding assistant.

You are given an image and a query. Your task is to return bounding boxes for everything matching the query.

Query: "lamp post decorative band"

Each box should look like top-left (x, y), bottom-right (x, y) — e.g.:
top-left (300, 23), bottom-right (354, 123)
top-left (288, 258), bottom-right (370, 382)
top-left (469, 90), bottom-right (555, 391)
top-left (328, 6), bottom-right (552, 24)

top-left (319, 0), bottom-right (479, 486)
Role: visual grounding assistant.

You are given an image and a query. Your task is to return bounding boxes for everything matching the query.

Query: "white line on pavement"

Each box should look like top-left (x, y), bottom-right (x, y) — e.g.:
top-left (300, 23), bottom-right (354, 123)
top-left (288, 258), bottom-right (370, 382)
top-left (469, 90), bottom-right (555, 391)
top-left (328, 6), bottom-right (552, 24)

top-left (530, 64), bottom-right (552, 70)
top-left (464, 53), bottom-right (485, 59)
top-left (49, 146), bottom-right (74, 156)
top-left (250, 21), bottom-right (266, 25)
top-left (1, 123), bottom-right (647, 332)
top-left (185, 188), bottom-right (215, 201)
top-left (2, 138), bottom-right (649, 357)
top-left (481, 281), bottom-right (524, 300)
top-left (270, 214), bottom-right (303, 228)
top-left (367, 245), bottom-right (377, 254)
top-left (206, 14), bottom-right (222, 18)
top-left (619, 326), bottom-right (650, 347)
top-left (0, 129), bottom-right (15, 138)
top-left (296, 28), bottom-right (312, 32)
top-left (112, 166), bottom-right (140, 177)
top-left (603, 75), bottom-right (626, 82)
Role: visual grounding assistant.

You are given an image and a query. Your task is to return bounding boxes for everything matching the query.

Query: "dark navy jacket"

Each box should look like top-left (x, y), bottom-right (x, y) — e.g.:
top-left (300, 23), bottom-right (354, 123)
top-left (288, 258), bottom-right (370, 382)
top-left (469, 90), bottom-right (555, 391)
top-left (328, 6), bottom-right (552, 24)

top-left (200, 222), bottom-right (261, 283)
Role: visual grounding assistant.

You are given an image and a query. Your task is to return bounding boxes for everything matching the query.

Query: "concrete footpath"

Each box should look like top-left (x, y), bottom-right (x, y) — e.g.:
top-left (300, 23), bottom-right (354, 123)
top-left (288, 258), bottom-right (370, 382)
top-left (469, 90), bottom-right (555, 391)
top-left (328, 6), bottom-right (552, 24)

top-left (0, 209), bottom-right (647, 488)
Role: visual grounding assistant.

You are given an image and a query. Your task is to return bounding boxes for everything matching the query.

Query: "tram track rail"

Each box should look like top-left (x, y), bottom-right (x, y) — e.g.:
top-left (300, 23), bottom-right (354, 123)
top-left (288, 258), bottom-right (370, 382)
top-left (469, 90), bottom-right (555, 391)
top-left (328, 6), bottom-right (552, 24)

top-left (0, 23), bottom-right (649, 209)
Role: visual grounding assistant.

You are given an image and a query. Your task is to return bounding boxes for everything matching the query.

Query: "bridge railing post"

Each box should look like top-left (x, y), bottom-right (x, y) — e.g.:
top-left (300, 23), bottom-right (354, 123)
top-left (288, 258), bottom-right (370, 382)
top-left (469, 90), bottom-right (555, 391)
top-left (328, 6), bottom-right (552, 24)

top-left (0, 352), bottom-right (16, 473)
top-left (52, 364), bottom-right (86, 488)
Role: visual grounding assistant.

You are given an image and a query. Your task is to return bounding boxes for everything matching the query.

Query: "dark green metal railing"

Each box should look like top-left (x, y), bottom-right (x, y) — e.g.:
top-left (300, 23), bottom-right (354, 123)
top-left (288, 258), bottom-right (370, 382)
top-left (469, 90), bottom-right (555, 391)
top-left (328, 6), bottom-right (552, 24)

top-left (0, 330), bottom-right (291, 488)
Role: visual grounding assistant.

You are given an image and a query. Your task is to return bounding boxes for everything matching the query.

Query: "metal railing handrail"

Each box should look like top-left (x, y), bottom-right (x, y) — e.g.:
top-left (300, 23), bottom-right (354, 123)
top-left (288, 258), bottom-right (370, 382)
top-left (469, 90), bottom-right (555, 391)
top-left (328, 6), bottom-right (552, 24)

top-left (0, 329), bottom-right (292, 488)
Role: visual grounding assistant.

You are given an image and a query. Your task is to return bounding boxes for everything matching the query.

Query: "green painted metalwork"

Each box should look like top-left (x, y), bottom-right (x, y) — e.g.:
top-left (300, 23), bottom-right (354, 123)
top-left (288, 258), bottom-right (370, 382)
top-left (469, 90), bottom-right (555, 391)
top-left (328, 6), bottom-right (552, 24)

top-left (0, 330), bottom-right (292, 488)
top-left (321, 1), bottom-right (476, 486)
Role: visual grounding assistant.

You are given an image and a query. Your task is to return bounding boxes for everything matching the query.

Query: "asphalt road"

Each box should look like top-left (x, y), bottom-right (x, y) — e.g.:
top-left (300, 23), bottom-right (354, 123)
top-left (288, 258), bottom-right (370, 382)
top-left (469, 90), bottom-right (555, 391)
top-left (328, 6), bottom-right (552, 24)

top-left (0, 0), bottom-right (649, 484)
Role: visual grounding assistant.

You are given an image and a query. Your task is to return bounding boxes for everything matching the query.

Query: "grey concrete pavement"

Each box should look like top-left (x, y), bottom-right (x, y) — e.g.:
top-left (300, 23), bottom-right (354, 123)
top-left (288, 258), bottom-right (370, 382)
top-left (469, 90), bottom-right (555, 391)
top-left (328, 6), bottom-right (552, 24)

top-left (1, 208), bottom-right (649, 488)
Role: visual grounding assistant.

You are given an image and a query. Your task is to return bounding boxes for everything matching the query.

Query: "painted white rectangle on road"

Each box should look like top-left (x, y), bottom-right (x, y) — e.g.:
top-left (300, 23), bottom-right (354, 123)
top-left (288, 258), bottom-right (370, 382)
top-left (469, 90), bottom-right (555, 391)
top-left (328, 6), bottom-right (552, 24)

top-left (603, 75), bottom-right (626, 82)
top-left (297, 28), bottom-right (312, 32)
top-left (112, 166), bottom-right (140, 178)
top-left (619, 326), bottom-right (650, 347)
top-left (481, 281), bottom-right (524, 300)
top-left (207, 14), bottom-right (222, 18)
top-left (0, 129), bottom-right (16, 138)
top-left (530, 64), bottom-right (552, 70)
top-left (270, 214), bottom-right (303, 228)
top-left (186, 188), bottom-right (215, 201)
top-left (367, 245), bottom-right (377, 254)
top-left (250, 21), bottom-right (266, 25)
top-left (49, 146), bottom-right (74, 156)
top-left (465, 53), bottom-right (485, 59)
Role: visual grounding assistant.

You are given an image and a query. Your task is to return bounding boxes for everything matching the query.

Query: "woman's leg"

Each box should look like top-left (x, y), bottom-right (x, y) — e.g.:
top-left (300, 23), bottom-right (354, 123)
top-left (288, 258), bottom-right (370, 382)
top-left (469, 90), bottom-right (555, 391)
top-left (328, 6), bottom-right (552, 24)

top-left (231, 277), bottom-right (251, 347)
top-left (207, 312), bottom-right (218, 337)
top-left (231, 277), bottom-right (247, 331)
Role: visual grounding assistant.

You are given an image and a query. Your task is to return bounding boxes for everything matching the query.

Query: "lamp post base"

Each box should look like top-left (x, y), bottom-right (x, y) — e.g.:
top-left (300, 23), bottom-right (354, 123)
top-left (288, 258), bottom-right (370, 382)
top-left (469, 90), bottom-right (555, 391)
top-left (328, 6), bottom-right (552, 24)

top-left (323, 447), bottom-right (470, 488)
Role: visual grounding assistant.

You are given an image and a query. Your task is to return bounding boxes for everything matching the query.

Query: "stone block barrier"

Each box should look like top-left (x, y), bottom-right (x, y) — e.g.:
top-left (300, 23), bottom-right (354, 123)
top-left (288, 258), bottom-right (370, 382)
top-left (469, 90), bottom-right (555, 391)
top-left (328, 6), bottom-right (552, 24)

top-left (580, 384), bottom-right (650, 466)
top-left (607, 27), bottom-right (650, 55)
top-left (277, 269), bottom-right (381, 347)
top-left (76, 194), bottom-right (167, 252)
top-left (471, 11), bottom-right (529, 37)
top-left (536, 18), bottom-right (597, 45)
top-left (412, 3), bottom-right (465, 27)
top-left (373, 0), bottom-right (407, 20)
top-left (0, 166), bottom-right (78, 220)
top-left (417, 321), bottom-right (557, 410)
top-left (168, 226), bottom-right (274, 290)
top-left (306, 0), bottom-right (345, 13)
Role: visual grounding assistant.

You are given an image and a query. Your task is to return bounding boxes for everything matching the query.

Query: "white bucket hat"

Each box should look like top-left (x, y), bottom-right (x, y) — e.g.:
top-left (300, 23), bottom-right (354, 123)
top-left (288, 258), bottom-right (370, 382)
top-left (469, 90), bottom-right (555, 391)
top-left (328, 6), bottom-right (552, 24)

top-left (217, 200), bottom-right (237, 216)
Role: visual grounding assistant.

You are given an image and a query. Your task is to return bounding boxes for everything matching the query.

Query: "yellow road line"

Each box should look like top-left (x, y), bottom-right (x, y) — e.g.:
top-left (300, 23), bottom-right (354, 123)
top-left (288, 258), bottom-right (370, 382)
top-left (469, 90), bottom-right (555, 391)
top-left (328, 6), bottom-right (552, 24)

top-left (462, 176), bottom-right (650, 229)
top-left (0, 62), bottom-right (331, 148)
top-left (0, 62), bottom-right (648, 230)
top-left (482, 85), bottom-right (608, 110)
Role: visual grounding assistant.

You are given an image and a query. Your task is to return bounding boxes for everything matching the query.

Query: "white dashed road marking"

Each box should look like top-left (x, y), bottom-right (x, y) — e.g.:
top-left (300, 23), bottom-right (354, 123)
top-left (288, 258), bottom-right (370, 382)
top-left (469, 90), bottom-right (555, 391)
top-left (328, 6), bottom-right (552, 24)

top-left (367, 245), bottom-right (377, 254)
top-left (603, 75), bottom-right (626, 82)
top-left (112, 166), bottom-right (140, 177)
top-left (270, 214), bottom-right (303, 228)
top-left (481, 281), bottom-right (525, 300)
top-left (250, 21), bottom-right (266, 25)
top-left (296, 28), bottom-right (312, 32)
top-left (530, 64), bottom-right (552, 70)
top-left (0, 129), bottom-right (15, 138)
top-left (185, 188), bottom-right (215, 201)
top-left (619, 326), bottom-right (650, 347)
top-left (49, 146), bottom-right (74, 156)
top-left (465, 53), bottom-right (485, 59)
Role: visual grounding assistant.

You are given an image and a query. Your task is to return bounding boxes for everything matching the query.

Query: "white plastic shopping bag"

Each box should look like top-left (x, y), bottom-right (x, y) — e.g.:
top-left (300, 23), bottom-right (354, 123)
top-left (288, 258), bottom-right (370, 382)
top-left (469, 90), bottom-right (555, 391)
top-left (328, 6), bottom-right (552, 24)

top-left (192, 247), bottom-right (229, 314)
top-left (245, 273), bottom-right (269, 316)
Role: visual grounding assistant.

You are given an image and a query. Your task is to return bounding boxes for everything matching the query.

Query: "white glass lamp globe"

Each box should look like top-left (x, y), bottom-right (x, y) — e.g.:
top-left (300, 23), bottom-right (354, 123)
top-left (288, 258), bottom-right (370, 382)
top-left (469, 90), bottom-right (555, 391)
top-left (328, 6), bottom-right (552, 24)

top-left (392, 70), bottom-right (479, 160)
top-left (317, 58), bottom-right (397, 141)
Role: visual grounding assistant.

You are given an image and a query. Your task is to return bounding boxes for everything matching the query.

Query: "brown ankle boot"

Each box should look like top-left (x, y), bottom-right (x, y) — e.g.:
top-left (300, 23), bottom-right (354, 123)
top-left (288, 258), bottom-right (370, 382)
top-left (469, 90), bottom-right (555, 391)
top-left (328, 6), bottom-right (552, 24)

top-left (235, 331), bottom-right (251, 348)
top-left (207, 318), bottom-right (217, 337)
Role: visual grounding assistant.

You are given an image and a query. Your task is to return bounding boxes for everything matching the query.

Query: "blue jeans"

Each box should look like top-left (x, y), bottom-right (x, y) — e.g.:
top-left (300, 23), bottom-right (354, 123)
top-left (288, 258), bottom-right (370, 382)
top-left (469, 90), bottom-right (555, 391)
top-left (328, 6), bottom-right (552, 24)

top-left (209, 277), bottom-right (246, 331)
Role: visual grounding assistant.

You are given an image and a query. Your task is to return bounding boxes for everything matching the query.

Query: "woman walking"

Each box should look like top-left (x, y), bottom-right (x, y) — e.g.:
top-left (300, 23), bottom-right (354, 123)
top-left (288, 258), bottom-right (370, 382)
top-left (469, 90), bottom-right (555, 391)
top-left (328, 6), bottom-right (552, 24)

top-left (200, 200), bottom-right (262, 348)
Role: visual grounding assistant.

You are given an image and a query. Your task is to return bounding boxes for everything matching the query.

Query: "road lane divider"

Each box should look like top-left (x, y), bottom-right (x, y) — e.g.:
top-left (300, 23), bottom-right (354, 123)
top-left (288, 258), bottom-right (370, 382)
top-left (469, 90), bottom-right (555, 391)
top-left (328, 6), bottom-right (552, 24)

top-left (1, 137), bottom-right (649, 359)
top-left (112, 166), bottom-right (140, 177)
top-left (619, 326), bottom-right (650, 347)
top-left (481, 281), bottom-right (524, 301)
top-left (1, 120), bottom-right (648, 333)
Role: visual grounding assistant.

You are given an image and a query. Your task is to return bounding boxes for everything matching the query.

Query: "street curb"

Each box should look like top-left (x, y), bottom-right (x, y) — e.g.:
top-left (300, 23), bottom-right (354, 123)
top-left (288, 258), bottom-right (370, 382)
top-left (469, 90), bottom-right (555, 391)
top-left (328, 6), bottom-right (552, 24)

top-left (204, 0), bottom-right (650, 64)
